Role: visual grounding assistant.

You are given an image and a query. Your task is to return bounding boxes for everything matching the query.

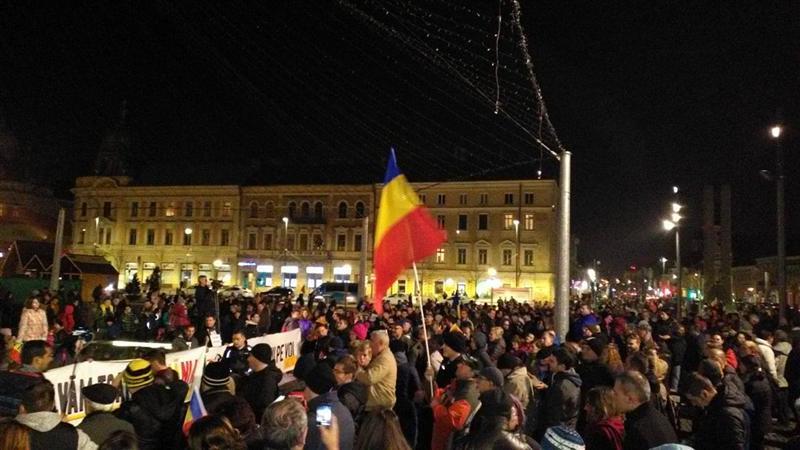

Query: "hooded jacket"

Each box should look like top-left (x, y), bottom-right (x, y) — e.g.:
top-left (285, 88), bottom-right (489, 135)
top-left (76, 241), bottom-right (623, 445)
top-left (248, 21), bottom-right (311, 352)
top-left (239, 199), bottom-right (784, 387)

top-left (692, 382), bottom-right (748, 450)
top-left (116, 383), bottom-right (185, 450)
top-left (16, 411), bottom-right (96, 450)
top-left (537, 368), bottom-right (582, 434)
top-left (503, 366), bottom-right (532, 408)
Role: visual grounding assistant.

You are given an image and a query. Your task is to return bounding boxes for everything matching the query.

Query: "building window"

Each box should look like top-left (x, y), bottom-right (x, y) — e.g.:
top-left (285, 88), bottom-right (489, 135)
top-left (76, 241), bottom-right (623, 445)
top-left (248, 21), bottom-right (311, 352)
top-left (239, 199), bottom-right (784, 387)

top-left (265, 202), bottom-right (274, 218)
top-left (202, 229), bottom-right (211, 246)
top-left (103, 202), bottom-right (112, 218)
top-left (354, 234), bottom-right (362, 252)
top-left (301, 202), bottom-right (310, 218)
top-left (222, 202), bottom-right (232, 217)
top-left (185, 202), bottom-right (193, 217)
top-left (437, 215), bottom-right (445, 229)
top-left (146, 229), bottom-right (155, 245)
top-left (128, 229), bottom-right (137, 245)
top-left (288, 202), bottom-right (297, 219)
top-left (338, 202), bottom-right (347, 219)
top-left (479, 193), bottom-right (488, 205)
top-left (458, 214), bottom-right (468, 231)
top-left (165, 201), bottom-right (177, 217)
top-left (502, 249), bottom-right (513, 265)
top-left (457, 248), bottom-right (467, 265)
top-left (459, 194), bottom-right (467, 205)
top-left (397, 279), bottom-right (407, 294)
top-left (130, 202), bottom-right (139, 217)
top-left (286, 235), bottom-right (295, 250)
top-left (164, 230), bottom-right (173, 246)
top-left (78, 228), bottom-right (85, 244)
top-left (314, 201), bottom-right (323, 218)
top-left (419, 194), bottom-right (426, 204)
top-left (250, 202), bottom-right (259, 218)
top-left (98, 228), bottom-right (105, 245)
top-left (478, 214), bottom-right (488, 230)
top-left (313, 234), bottom-right (324, 250)
top-left (478, 249), bottom-right (488, 265)
top-left (220, 229), bottom-right (230, 246)
top-left (434, 280), bottom-right (444, 294)
top-left (504, 193), bottom-right (514, 205)
top-left (524, 214), bottom-right (534, 231)
top-left (355, 201), bottom-right (365, 218)
top-left (503, 214), bottom-right (514, 230)
top-left (183, 231), bottom-right (191, 246)
top-left (437, 194), bottom-right (446, 205)
top-left (248, 232), bottom-right (257, 250)
top-left (148, 202), bottom-right (157, 217)
top-left (524, 250), bottom-right (534, 266)
top-left (299, 233), bottom-right (308, 251)
top-left (105, 228), bottom-right (111, 244)
top-left (524, 192), bottom-right (534, 204)
top-left (263, 233), bottom-right (272, 250)
top-left (336, 234), bottom-right (346, 251)
top-left (80, 202), bottom-right (88, 217)
top-left (203, 201), bottom-right (212, 217)
top-left (435, 248), bottom-right (445, 263)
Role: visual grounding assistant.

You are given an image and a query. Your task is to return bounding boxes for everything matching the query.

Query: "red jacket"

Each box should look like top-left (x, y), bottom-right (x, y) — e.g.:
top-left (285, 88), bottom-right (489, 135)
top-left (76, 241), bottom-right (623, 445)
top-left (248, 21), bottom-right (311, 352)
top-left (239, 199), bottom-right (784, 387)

top-left (431, 385), bottom-right (473, 450)
top-left (59, 304), bottom-right (75, 333)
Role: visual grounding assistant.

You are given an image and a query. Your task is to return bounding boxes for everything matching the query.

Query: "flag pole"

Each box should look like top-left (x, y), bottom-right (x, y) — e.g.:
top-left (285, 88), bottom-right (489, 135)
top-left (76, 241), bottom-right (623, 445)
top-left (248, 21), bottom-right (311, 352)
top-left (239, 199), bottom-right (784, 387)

top-left (412, 262), bottom-right (434, 395)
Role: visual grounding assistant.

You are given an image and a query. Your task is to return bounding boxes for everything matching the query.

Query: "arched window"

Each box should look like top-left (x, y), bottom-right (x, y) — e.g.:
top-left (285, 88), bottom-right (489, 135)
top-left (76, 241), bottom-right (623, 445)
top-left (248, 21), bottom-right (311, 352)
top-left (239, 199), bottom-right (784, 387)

top-left (249, 201), bottom-right (259, 218)
top-left (288, 202), bottom-right (297, 219)
top-left (314, 201), bottom-right (323, 219)
top-left (264, 202), bottom-right (274, 218)
top-left (80, 202), bottom-right (88, 217)
top-left (355, 201), bottom-right (365, 218)
top-left (301, 201), bottom-right (310, 218)
top-left (338, 201), bottom-right (348, 219)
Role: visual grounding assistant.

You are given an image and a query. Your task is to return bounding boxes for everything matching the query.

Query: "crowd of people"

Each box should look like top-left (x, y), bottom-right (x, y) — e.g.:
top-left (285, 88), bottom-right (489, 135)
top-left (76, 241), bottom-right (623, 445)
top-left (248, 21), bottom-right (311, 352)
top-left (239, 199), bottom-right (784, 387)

top-left (0, 277), bottom-right (799, 450)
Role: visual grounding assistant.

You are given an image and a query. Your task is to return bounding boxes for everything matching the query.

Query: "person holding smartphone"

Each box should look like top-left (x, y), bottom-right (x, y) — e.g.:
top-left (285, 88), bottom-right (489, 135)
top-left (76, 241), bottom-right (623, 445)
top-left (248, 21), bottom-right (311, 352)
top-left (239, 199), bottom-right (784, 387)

top-left (302, 361), bottom-right (355, 450)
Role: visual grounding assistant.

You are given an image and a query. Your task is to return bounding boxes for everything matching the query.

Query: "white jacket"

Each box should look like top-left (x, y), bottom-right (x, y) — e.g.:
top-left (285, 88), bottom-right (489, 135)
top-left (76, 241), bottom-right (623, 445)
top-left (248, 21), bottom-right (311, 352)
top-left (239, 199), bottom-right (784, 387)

top-left (754, 337), bottom-right (778, 380)
top-left (774, 341), bottom-right (792, 388)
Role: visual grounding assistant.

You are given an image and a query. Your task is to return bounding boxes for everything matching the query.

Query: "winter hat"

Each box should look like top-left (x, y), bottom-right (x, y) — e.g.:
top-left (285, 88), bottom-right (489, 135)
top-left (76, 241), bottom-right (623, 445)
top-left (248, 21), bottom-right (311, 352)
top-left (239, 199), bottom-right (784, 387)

top-left (497, 353), bottom-right (523, 371)
top-left (202, 361), bottom-right (231, 388)
top-left (82, 383), bottom-right (119, 405)
top-left (123, 359), bottom-right (154, 389)
top-left (305, 361), bottom-right (336, 395)
top-left (251, 343), bottom-right (273, 365)
top-left (541, 425), bottom-right (585, 450)
top-left (478, 366), bottom-right (505, 388)
top-left (637, 320), bottom-right (652, 332)
top-left (442, 331), bottom-right (467, 354)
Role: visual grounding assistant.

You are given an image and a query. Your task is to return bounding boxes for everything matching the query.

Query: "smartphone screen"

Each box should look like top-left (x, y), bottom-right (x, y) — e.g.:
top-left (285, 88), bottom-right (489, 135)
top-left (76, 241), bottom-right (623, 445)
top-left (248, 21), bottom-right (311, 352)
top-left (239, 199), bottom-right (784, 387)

top-left (315, 404), bottom-right (332, 427)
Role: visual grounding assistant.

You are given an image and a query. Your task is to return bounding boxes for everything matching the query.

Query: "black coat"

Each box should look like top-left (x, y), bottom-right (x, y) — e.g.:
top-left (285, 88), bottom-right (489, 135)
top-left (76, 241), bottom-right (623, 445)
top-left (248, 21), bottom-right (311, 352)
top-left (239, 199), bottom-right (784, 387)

top-left (622, 401), bottom-right (678, 450)
top-left (116, 383), bottom-right (185, 450)
top-left (238, 364), bottom-right (282, 422)
top-left (667, 334), bottom-right (687, 366)
top-left (194, 286), bottom-right (214, 317)
top-left (744, 371), bottom-right (773, 440)
top-left (202, 388), bottom-right (236, 415)
top-left (536, 369), bottom-right (582, 436)
top-left (337, 381), bottom-right (367, 426)
top-left (692, 383), bottom-right (748, 450)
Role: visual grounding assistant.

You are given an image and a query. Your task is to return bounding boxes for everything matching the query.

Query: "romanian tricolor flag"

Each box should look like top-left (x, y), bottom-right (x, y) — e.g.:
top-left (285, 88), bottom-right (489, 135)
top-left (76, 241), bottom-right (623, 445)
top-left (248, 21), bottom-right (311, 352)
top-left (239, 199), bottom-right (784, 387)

top-left (182, 386), bottom-right (207, 435)
top-left (374, 148), bottom-right (446, 314)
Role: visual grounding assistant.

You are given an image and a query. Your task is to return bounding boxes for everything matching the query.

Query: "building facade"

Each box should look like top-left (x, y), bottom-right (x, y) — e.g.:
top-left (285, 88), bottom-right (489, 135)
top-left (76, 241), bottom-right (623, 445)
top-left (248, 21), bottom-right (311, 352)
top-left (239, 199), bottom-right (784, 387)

top-left (70, 176), bottom-right (557, 301)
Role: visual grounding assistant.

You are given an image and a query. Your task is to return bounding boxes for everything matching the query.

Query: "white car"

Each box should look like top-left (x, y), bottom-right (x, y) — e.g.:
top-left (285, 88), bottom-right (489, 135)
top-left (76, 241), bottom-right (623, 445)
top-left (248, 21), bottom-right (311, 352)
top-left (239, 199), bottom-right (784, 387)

top-left (218, 285), bottom-right (255, 299)
top-left (383, 293), bottom-right (411, 305)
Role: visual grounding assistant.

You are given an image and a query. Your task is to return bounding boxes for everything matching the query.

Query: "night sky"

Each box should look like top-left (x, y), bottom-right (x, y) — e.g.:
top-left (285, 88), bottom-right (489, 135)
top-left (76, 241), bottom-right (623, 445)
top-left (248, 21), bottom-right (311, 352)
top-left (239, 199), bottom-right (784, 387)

top-left (1, 1), bottom-right (798, 273)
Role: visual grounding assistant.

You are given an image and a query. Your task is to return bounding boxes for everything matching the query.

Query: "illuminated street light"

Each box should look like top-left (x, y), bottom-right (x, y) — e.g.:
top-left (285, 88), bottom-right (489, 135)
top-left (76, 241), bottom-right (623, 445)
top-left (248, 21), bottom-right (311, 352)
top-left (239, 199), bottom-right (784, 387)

top-left (671, 203), bottom-right (682, 213)
top-left (213, 259), bottom-right (223, 268)
top-left (770, 123), bottom-right (786, 322)
top-left (662, 219), bottom-right (676, 231)
top-left (184, 227), bottom-right (192, 235)
top-left (671, 212), bottom-right (681, 223)
top-left (587, 268), bottom-right (597, 282)
top-left (771, 125), bottom-right (782, 138)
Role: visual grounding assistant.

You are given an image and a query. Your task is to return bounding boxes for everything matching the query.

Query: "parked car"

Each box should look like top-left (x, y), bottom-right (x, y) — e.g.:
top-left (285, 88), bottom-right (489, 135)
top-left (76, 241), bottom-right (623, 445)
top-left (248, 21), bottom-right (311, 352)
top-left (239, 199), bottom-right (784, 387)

top-left (311, 282), bottom-right (358, 306)
top-left (218, 285), bottom-right (255, 299)
top-left (383, 293), bottom-right (411, 305)
top-left (264, 286), bottom-right (294, 299)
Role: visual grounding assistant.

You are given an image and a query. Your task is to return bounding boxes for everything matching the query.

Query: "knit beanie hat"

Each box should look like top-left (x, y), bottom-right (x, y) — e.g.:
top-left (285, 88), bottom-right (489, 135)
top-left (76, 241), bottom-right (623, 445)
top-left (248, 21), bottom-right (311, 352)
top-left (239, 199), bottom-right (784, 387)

top-left (442, 331), bottom-right (467, 354)
top-left (478, 366), bottom-right (505, 388)
top-left (541, 425), bottom-right (585, 450)
top-left (202, 361), bottom-right (231, 388)
top-left (305, 361), bottom-right (336, 395)
top-left (251, 343), bottom-right (273, 365)
top-left (123, 359), bottom-right (154, 389)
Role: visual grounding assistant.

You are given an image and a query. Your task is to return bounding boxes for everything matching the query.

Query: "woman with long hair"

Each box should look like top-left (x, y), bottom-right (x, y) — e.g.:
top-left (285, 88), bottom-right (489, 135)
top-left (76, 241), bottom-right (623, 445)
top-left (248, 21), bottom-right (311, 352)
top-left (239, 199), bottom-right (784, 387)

top-left (188, 415), bottom-right (246, 450)
top-left (18, 297), bottom-right (48, 342)
top-left (0, 419), bottom-right (30, 450)
top-left (599, 343), bottom-right (624, 375)
top-left (355, 409), bottom-right (412, 450)
top-left (582, 386), bottom-right (624, 450)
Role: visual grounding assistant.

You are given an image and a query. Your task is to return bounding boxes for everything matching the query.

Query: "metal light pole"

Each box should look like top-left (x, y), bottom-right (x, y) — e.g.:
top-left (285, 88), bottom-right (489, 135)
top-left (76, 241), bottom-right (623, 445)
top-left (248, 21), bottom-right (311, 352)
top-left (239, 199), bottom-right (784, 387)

top-left (663, 201), bottom-right (683, 320)
top-left (49, 208), bottom-right (66, 291)
top-left (555, 151), bottom-right (571, 342)
top-left (513, 219), bottom-right (520, 288)
top-left (772, 125), bottom-right (787, 323)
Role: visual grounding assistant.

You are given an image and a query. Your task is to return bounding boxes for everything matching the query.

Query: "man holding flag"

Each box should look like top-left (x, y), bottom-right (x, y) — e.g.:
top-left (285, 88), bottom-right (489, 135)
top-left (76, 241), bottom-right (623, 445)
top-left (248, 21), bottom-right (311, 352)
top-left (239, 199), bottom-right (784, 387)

top-left (373, 148), bottom-right (447, 314)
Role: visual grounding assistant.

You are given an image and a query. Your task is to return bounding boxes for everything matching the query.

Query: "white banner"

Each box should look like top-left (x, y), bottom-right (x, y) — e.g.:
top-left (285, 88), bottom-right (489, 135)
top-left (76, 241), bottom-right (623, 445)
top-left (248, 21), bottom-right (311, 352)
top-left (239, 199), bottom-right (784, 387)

top-left (43, 329), bottom-right (302, 422)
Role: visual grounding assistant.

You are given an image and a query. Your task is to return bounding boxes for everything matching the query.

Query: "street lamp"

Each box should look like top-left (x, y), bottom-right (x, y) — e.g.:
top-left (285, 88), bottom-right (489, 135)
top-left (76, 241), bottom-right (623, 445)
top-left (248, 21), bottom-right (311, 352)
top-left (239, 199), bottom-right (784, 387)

top-left (282, 217), bottom-right (289, 251)
top-left (659, 256), bottom-right (668, 274)
top-left (771, 124), bottom-right (786, 322)
top-left (663, 199), bottom-right (683, 319)
top-left (513, 219), bottom-right (520, 287)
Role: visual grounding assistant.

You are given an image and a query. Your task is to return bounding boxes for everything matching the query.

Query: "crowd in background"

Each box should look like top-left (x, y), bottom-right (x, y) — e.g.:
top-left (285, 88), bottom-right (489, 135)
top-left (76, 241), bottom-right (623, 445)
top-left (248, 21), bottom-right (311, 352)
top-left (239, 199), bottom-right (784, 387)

top-left (0, 277), bottom-right (800, 449)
